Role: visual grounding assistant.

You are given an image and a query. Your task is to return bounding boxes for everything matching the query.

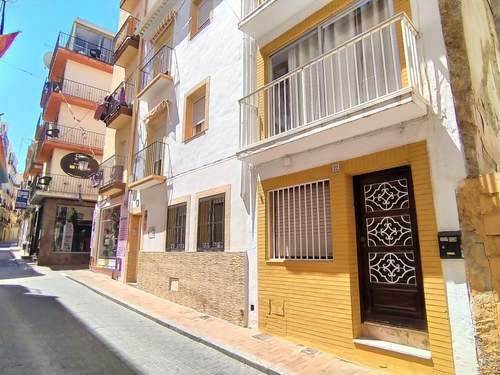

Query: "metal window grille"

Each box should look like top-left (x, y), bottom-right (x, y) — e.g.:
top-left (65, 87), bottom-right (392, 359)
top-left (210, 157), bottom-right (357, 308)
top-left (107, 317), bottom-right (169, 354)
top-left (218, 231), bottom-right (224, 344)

top-left (268, 180), bottom-right (332, 260)
top-left (197, 194), bottom-right (225, 251)
top-left (166, 203), bottom-right (187, 251)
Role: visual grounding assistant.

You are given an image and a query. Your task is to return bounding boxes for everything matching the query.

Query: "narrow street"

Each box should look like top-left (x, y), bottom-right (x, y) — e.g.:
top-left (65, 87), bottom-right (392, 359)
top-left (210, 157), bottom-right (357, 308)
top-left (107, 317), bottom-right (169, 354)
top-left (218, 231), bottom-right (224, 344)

top-left (0, 246), bottom-right (262, 375)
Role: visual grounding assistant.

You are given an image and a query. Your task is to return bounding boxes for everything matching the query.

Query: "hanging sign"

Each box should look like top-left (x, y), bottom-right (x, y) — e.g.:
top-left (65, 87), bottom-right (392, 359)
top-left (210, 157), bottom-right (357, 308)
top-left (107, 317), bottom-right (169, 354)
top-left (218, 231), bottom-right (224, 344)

top-left (15, 189), bottom-right (29, 209)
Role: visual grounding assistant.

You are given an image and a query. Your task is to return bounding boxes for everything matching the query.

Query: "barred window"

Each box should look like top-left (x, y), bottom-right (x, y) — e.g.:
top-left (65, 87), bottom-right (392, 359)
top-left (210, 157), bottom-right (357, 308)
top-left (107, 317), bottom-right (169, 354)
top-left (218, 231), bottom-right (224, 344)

top-left (197, 194), bottom-right (224, 251)
top-left (268, 180), bottom-right (332, 260)
top-left (166, 203), bottom-right (187, 251)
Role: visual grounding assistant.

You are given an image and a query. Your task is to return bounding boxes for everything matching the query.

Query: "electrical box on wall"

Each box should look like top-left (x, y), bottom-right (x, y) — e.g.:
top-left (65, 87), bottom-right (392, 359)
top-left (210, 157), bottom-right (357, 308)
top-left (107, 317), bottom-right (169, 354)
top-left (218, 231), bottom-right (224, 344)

top-left (438, 231), bottom-right (463, 259)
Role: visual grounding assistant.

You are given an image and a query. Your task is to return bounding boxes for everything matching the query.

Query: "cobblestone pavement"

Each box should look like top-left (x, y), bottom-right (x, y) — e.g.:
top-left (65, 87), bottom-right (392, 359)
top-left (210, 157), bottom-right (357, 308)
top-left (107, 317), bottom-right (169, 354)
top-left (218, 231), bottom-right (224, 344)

top-left (0, 248), bottom-right (263, 375)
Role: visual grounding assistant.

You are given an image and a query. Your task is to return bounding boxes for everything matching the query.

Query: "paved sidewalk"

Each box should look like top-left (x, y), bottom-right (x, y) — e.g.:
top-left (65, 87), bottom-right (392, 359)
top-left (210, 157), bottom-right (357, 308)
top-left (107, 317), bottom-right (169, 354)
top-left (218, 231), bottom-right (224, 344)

top-left (61, 270), bottom-right (383, 375)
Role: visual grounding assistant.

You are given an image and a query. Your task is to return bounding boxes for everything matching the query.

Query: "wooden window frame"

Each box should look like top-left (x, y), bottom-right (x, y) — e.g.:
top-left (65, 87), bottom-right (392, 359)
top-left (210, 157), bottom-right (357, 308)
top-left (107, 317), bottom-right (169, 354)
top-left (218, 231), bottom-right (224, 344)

top-left (183, 78), bottom-right (210, 142)
top-left (189, 0), bottom-right (213, 39)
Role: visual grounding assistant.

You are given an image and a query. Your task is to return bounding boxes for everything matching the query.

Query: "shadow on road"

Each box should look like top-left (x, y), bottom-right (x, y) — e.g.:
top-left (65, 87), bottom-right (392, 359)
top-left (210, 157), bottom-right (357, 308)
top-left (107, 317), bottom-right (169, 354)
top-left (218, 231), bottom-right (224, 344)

top-left (0, 251), bottom-right (44, 280)
top-left (0, 284), bottom-right (139, 374)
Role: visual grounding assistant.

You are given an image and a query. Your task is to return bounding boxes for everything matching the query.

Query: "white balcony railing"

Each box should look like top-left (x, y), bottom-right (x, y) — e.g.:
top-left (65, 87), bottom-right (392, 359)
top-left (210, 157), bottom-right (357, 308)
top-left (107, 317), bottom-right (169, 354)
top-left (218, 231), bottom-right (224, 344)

top-left (239, 13), bottom-right (421, 149)
top-left (241, 0), bottom-right (270, 19)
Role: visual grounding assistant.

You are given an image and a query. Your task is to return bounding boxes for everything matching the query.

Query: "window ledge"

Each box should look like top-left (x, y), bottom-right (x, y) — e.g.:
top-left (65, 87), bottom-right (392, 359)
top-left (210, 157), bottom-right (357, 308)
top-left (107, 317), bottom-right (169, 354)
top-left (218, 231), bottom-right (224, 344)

top-left (353, 338), bottom-right (432, 360)
top-left (183, 128), bottom-right (207, 143)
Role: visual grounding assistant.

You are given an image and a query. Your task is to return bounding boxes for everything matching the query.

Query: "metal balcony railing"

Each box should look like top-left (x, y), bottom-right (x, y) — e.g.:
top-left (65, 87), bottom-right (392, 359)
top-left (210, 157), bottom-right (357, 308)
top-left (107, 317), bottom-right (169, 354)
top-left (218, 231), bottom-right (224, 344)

top-left (100, 80), bottom-right (135, 123)
top-left (55, 32), bottom-right (113, 65)
top-left (30, 174), bottom-right (98, 199)
top-left (131, 141), bottom-right (166, 183)
top-left (97, 155), bottom-right (127, 188)
top-left (239, 13), bottom-right (421, 149)
top-left (41, 78), bottom-right (109, 107)
top-left (139, 45), bottom-right (173, 92)
top-left (40, 123), bottom-right (105, 150)
top-left (241, 0), bottom-right (271, 19)
top-left (114, 15), bottom-right (140, 54)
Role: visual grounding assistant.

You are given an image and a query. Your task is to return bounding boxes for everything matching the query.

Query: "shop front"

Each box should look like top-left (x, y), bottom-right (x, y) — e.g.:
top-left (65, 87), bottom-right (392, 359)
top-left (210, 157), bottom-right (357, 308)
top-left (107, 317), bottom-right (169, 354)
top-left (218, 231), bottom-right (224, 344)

top-left (91, 194), bottom-right (128, 278)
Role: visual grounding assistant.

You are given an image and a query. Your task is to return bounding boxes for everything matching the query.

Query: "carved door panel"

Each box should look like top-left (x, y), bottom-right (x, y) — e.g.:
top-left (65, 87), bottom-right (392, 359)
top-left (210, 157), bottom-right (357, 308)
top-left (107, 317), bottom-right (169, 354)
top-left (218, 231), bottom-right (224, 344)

top-left (354, 166), bottom-right (427, 330)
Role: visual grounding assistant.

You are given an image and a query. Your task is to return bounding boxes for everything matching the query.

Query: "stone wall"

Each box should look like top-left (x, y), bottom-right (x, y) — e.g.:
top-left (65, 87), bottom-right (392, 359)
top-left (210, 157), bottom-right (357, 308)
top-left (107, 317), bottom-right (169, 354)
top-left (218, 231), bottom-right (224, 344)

top-left (137, 252), bottom-right (248, 326)
top-left (457, 173), bottom-right (500, 374)
top-left (37, 198), bottom-right (94, 267)
top-left (438, 1), bottom-right (500, 373)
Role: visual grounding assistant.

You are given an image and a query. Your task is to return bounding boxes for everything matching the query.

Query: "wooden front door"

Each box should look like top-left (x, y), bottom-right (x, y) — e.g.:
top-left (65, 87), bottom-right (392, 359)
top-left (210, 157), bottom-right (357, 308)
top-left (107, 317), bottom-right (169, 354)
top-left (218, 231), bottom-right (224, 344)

top-left (354, 166), bottom-right (427, 330)
top-left (126, 214), bottom-right (141, 283)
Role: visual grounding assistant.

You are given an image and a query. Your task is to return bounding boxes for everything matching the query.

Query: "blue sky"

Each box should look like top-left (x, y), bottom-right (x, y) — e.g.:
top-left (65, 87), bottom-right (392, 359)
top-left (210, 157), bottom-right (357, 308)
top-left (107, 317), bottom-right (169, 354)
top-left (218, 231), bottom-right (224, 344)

top-left (0, 0), bottom-right (120, 173)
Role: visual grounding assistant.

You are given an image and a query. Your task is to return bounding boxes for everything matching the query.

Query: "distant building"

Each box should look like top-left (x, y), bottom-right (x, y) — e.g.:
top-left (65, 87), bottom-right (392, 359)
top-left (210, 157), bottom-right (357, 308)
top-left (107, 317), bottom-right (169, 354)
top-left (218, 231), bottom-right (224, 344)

top-left (21, 18), bottom-right (113, 265)
top-left (0, 122), bottom-right (21, 242)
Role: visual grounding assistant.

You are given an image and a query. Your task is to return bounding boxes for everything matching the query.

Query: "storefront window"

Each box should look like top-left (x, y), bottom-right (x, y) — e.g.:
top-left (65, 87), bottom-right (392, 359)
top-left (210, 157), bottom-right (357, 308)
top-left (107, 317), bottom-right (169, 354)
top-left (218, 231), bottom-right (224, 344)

top-left (98, 205), bottom-right (121, 259)
top-left (54, 205), bottom-right (93, 252)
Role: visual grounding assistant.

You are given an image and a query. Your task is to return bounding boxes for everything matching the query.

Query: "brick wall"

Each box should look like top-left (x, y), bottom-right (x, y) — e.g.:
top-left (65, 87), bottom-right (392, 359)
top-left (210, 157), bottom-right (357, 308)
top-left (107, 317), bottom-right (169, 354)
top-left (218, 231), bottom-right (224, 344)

top-left (137, 251), bottom-right (248, 326)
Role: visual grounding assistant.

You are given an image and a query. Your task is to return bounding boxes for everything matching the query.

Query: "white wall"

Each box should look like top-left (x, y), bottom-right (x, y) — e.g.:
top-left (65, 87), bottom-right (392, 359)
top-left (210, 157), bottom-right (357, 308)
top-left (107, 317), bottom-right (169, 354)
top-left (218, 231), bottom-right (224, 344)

top-left (136, 0), bottom-right (257, 324)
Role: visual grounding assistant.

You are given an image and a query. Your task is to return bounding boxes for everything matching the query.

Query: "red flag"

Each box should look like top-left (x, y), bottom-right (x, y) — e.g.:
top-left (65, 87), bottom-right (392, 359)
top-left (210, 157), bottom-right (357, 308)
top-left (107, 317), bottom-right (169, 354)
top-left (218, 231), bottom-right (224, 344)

top-left (0, 31), bottom-right (20, 58)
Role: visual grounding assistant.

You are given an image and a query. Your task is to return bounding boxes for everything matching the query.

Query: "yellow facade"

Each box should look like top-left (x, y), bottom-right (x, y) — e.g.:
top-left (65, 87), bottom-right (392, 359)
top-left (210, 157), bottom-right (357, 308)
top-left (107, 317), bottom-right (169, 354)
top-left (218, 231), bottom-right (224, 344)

top-left (258, 142), bottom-right (455, 375)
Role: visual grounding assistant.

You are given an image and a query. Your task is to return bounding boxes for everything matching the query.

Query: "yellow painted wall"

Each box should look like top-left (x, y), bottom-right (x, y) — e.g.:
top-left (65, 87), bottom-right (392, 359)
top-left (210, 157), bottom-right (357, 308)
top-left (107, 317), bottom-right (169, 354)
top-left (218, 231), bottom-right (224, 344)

top-left (258, 142), bottom-right (455, 375)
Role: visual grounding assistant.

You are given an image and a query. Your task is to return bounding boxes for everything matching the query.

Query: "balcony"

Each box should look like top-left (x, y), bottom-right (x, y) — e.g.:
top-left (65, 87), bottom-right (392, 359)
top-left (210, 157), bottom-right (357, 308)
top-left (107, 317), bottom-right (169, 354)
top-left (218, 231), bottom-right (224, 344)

top-left (41, 78), bottom-right (109, 122)
top-left (98, 80), bottom-right (134, 130)
top-left (113, 16), bottom-right (140, 67)
top-left (120, 0), bottom-right (140, 13)
top-left (96, 155), bottom-right (127, 197)
top-left (138, 45), bottom-right (174, 102)
top-left (239, 0), bottom-right (331, 44)
top-left (129, 141), bottom-right (166, 190)
top-left (24, 141), bottom-right (43, 178)
top-left (49, 32), bottom-right (113, 81)
top-left (36, 123), bottom-right (105, 162)
top-left (29, 173), bottom-right (98, 204)
top-left (238, 13), bottom-right (427, 165)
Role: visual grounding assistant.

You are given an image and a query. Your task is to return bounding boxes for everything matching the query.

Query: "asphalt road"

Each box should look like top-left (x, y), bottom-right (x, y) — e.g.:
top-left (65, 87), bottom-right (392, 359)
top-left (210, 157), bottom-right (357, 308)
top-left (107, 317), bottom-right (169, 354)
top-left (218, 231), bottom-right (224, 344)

top-left (0, 246), bottom-right (263, 375)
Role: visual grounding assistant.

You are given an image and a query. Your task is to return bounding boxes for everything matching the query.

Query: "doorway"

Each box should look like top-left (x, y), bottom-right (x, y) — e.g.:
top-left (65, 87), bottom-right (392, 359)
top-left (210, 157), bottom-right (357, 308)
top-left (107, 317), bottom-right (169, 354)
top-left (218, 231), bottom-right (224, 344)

top-left (353, 166), bottom-right (427, 330)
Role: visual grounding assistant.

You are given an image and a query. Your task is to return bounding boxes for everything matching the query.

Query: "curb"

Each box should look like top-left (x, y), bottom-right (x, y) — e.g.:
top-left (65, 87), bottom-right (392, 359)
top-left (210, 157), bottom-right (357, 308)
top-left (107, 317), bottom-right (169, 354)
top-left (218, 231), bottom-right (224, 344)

top-left (66, 275), bottom-right (287, 375)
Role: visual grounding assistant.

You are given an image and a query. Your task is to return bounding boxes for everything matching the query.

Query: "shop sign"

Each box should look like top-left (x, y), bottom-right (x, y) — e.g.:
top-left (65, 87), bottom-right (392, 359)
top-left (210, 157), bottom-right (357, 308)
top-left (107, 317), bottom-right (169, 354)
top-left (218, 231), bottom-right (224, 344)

top-left (15, 189), bottom-right (29, 209)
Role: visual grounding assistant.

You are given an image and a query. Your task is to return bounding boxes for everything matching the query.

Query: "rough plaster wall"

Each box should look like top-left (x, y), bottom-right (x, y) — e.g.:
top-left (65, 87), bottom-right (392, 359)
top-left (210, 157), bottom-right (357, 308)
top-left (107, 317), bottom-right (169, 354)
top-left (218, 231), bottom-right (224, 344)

top-left (438, 1), bottom-right (500, 373)
top-left (457, 175), bottom-right (500, 374)
top-left (438, 0), bottom-right (500, 177)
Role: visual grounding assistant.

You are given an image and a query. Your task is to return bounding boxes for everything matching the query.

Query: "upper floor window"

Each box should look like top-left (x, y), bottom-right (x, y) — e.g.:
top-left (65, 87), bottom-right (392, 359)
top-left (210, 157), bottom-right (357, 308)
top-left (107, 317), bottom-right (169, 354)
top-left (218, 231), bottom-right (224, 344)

top-left (183, 78), bottom-right (209, 141)
top-left (269, 0), bottom-right (393, 81)
top-left (190, 0), bottom-right (213, 38)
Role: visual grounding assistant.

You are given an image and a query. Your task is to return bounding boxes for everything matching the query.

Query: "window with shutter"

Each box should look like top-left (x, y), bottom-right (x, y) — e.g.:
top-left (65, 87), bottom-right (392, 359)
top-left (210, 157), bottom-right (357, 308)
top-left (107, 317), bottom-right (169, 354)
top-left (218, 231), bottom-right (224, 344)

top-left (268, 180), bottom-right (332, 260)
top-left (190, 0), bottom-right (212, 38)
top-left (192, 96), bottom-right (205, 134)
top-left (183, 78), bottom-right (209, 141)
top-left (197, 0), bottom-right (212, 30)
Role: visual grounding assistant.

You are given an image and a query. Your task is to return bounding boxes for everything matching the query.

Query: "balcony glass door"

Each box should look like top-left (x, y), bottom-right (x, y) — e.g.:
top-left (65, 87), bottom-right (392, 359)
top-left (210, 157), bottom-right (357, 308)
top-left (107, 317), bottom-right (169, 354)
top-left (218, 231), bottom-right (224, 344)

top-left (269, 31), bottom-right (320, 136)
top-left (322, 0), bottom-right (397, 112)
top-left (268, 0), bottom-right (396, 137)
